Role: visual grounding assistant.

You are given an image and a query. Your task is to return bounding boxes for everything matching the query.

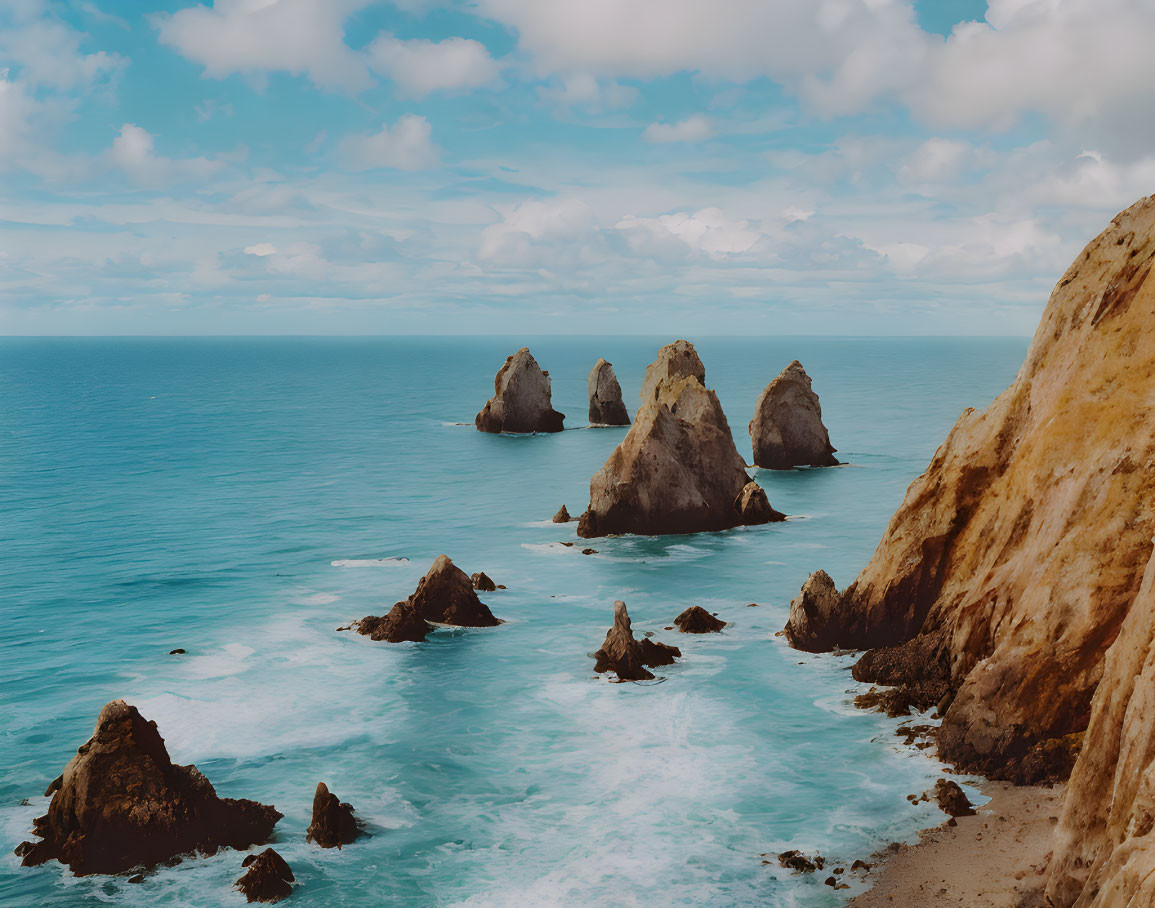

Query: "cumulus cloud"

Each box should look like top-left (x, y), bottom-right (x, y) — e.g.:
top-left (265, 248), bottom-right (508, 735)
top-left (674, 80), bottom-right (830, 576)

top-left (0, 17), bottom-right (125, 91)
top-left (536, 72), bottom-right (638, 112)
top-left (642, 115), bottom-right (714, 143)
top-left (109, 123), bottom-right (222, 186)
top-left (478, 198), bottom-right (601, 267)
top-left (617, 208), bottom-right (761, 258)
top-left (340, 115), bottom-right (438, 170)
top-left (367, 33), bottom-right (501, 97)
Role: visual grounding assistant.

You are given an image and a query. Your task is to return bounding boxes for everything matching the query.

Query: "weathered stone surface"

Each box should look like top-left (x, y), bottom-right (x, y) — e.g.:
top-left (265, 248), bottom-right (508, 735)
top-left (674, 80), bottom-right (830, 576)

top-left (355, 600), bottom-right (430, 643)
top-left (592, 601), bottom-right (681, 681)
top-left (470, 571), bottom-right (497, 592)
top-left (236, 848), bottom-right (294, 903)
top-left (552, 505), bottom-right (571, 523)
top-left (734, 481), bottom-right (785, 525)
top-left (929, 779), bottom-right (976, 817)
top-left (673, 606), bottom-right (725, 634)
top-left (578, 342), bottom-right (781, 537)
top-left (306, 783), bottom-right (361, 849)
top-left (749, 361), bottom-right (838, 469)
top-left (783, 571), bottom-right (842, 652)
top-left (410, 555), bottom-right (500, 626)
top-left (14, 700), bottom-right (281, 875)
top-left (638, 339), bottom-right (704, 403)
top-left (475, 347), bottom-right (564, 434)
top-left (587, 358), bottom-right (630, 426)
top-left (783, 198), bottom-right (1155, 786)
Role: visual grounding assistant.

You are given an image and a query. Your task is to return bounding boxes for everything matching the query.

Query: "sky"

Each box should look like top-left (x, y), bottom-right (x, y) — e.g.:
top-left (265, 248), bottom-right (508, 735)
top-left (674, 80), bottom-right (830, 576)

top-left (2, 0), bottom-right (1155, 336)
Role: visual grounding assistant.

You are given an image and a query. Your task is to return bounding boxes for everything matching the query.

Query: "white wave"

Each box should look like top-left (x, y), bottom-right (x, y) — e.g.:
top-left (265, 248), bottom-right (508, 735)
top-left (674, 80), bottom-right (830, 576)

top-left (331, 557), bottom-right (410, 567)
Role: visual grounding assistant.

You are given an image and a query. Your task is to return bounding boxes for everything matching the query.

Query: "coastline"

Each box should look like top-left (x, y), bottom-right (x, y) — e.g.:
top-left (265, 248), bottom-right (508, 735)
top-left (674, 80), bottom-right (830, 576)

top-left (849, 779), bottom-right (1065, 906)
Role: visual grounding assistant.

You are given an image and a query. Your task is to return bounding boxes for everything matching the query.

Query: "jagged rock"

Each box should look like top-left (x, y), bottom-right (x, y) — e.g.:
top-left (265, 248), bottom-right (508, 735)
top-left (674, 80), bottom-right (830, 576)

top-left (734, 481), bottom-right (785, 525)
top-left (673, 606), bottom-right (725, 634)
top-left (784, 571), bottom-right (843, 652)
top-left (410, 555), bottom-right (500, 626)
top-left (475, 347), bottom-right (564, 434)
top-left (929, 779), bottom-right (976, 817)
top-left (355, 600), bottom-right (430, 643)
top-left (552, 505), bottom-right (571, 523)
top-left (782, 198), bottom-right (1155, 789)
top-left (638, 339), bottom-right (704, 403)
top-left (14, 700), bottom-right (281, 875)
top-left (236, 848), bottom-right (294, 903)
top-left (749, 361), bottom-right (838, 469)
top-left (778, 850), bottom-right (819, 873)
top-left (470, 571), bottom-right (497, 592)
top-left (587, 358), bottom-right (630, 425)
top-left (578, 342), bottom-right (781, 537)
top-left (592, 601), bottom-right (681, 681)
top-left (306, 783), bottom-right (361, 849)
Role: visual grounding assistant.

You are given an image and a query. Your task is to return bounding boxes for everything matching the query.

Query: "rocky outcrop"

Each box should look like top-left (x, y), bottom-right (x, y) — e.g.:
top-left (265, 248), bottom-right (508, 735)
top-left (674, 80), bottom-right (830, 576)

top-left (475, 347), bottom-right (564, 434)
top-left (749, 361), bottom-right (838, 469)
top-left (930, 779), bottom-right (975, 818)
top-left (236, 848), bottom-right (294, 903)
top-left (552, 505), bottom-right (571, 523)
top-left (577, 341), bottom-right (783, 537)
top-left (784, 571), bottom-right (842, 652)
top-left (14, 700), bottom-right (281, 875)
top-left (592, 601), bottom-right (681, 681)
top-left (306, 783), bottom-right (361, 849)
top-left (673, 606), bottom-right (725, 633)
top-left (781, 197), bottom-right (1155, 790)
top-left (734, 481), bottom-right (785, 525)
top-left (355, 600), bottom-right (430, 643)
top-left (470, 571), bottom-right (497, 592)
top-left (410, 555), bottom-right (500, 626)
top-left (587, 358), bottom-right (630, 425)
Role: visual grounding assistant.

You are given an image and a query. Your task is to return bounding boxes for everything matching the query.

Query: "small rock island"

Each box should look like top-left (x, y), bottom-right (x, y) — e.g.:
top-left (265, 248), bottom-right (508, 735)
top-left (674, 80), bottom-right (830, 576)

top-left (749, 360), bottom-right (838, 469)
top-left (593, 600), bottom-right (681, 681)
top-left (475, 347), bottom-right (565, 434)
top-left (587, 358), bottom-right (630, 426)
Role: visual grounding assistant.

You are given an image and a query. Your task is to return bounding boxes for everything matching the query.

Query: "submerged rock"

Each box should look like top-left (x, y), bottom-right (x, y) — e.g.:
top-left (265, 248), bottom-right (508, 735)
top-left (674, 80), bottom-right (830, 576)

top-left (578, 341), bottom-right (782, 537)
top-left (749, 361), bottom-right (838, 469)
top-left (236, 848), bottom-right (294, 903)
top-left (306, 783), bottom-right (361, 849)
top-left (355, 600), bottom-right (430, 643)
top-left (470, 571), bottom-right (497, 592)
top-left (673, 606), bottom-right (725, 634)
top-left (475, 347), bottom-right (564, 434)
top-left (587, 358), bottom-right (630, 426)
top-left (592, 601), bottom-right (681, 681)
top-left (784, 571), bottom-right (843, 652)
top-left (14, 700), bottom-right (281, 875)
top-left (552, 505), bottom-right (571, 523)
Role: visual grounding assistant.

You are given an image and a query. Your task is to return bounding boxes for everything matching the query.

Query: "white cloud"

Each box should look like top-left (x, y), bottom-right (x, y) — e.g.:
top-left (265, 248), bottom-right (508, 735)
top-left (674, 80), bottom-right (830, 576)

top-left (0, 17), bottom-right (125, 90)
top-left (340, 115), bottom-right (438, 171)
top-left (367, 33), bottom-right (501, 97)
top-left (155, 0), bottom-right (372, 92)
top-left (478, 198), bottom-right (601, 267)
top-left (536, 72), bottom-right (638, 112)
top-left (109, 123), bottom-right (222, 186)
top-left (642, 115), bottom-right (714, 143)
top-left (617, 208), bottom-right (761, 258)
top-left (243, 242), bottom-right (277, 256)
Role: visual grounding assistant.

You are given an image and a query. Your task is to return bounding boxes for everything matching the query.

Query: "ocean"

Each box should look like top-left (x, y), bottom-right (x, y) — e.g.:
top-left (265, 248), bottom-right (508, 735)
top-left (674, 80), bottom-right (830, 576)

top-left (0, 336), bottom-right (1026, 907)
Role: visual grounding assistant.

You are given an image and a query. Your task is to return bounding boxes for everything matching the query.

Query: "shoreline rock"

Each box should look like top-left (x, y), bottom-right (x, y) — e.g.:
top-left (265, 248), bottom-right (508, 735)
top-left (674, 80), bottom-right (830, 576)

top-left (587, 358), bottom-right (630, 426)
top-left (236, 848), bottom-right (294, 903)
top-left (306, 783), bottom-right (361, 849)
top-left (749, 361), bottom-right (838, 469)
top-left (475, 347), bottom-right (564, 434)
top-left (14, 700), bottom-right (281, 875)
top-left (592, 601), bottom-right (681, 681)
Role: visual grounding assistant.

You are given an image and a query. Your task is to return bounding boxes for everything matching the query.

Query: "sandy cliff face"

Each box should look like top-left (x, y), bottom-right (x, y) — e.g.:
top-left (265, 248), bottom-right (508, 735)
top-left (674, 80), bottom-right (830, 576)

top-left (784, 197), bottom-right (1155, 786)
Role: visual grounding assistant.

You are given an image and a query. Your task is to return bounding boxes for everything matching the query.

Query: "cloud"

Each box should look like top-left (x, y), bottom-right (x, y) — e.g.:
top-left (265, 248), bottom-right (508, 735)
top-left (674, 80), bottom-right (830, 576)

top-left (155, 0), bottom-right (372, 92)
top-left (339, 115), bottom-right (438, 171)
top-left (0, 16), bottom-right (125, 91)
top-left (536, 72), bottom-right (638, 112)
top-left (478, 198), bottom-right (601, 267)
top-left (367, 33), bottom-right (501, 97)
top-left (642, 115), bottom-right (714, 143)
top-left (617, 208), bottom-right (761, 258)
top-left (109, 123), bottom-right (222, 186)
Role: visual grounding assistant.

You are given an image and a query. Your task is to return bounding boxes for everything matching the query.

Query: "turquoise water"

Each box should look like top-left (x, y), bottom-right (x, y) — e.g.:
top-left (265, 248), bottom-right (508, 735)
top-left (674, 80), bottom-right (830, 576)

top-left (0, 337), bottom-right (1026, 907)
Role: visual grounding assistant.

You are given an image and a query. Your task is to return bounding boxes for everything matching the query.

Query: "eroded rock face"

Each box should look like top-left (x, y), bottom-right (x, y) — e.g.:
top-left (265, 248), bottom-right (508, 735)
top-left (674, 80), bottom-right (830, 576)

top-left (930, 779), bottom-right (975, 818)
top-left (470, 571), bottom-right (497, 592)
top-left (236, 848), bottom-right (294, 903)
top-left (735, 481), bottom-right (785, 525)
top-left (781, 197), bottom-right (1155, 787)
top-left (592, 601), bottom-right (681, 681)
top-left (638, 339), bottom-right (705, 403)
top-left (783, 571), bottom-right (842, 652)
top-left (587, 358), bottom-right (630, 426)
top-left (14, 700), bottom-right (281, 875)
top-left (475, 348), bottom-right (565, 434)
top-left (306, 783), bottom-right (361, 849)
top-left (410, 555), bottom-right (500, 626)
top-left (673, 606), bottom-right (725, 634)
top-left (578, 342), bottom-right (781, 537)
top-left (552, 505), bottom-right (571, 523)
top-left (355, 600), bottom-right (430, 643)
top-left (749, 361), bottom-right (838, 469)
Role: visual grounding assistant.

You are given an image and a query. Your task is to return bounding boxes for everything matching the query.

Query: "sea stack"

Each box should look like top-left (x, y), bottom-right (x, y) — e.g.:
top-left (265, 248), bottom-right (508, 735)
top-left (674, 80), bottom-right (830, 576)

top-left (587, 358), bottom-right (630, 425)
top-left (749, 361), bottom-right (838, 469)
top-left (236, 848), bottom-right (294, 903)
top-left (592, 600), bottom-right (681, 681)
top-left (552, 504), bottom-right (571, 523)
top-left (577, 340), bottom-right (784, 537)
top-left (475, 347), bottom-right (564, 434)
top-left (14, 700), bottom-right (281, 875)
top-left (355, 556), bottom-right (500, 640)
top-left (777, 197), bottom-right (1155, 904)
top-left (673, 606), bottom-right (725, 634)
top-left (783, 571), bottom-right (842, 652)
top-left (306, 783), bottom-right (361, 849)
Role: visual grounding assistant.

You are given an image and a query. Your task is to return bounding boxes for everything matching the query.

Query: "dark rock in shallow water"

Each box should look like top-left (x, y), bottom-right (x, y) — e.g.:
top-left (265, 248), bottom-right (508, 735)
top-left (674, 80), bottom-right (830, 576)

top-left (581, 548), bottom-right (598, 555)
top-left (475, 347), bottom-right (564, 434)
top-left (14, 700), bottom-right (281, 875)
top-left (784, 571), bottom-right (843, 652)
top-left (356, 600), bottom-right (430, 643)
top-left (236, 848), bottom-right (294, 903)
top-left (778, 850), bottom-right (819, 873)
top-left (410, 555), bottom-right (500, 626)
top-left (306, 783), bottom-right (361, 849)
top-left (587, 358), bottom-right (630, 426)
top-left (552, 504), bottom-right (571, 523)
top-left (930, 779), bottom-right (976, 817)
top-left (592, 601), bottom-right (681, 681)
top-left (749, 360), bottom-right (838, 469)
top-left (734, 481), bottom-right (785, 525)
top-left (169, 648), bottom-right (185, 655)
top-left (673, 606), bottom-right (725, 634)
top-left (470, 571), bottom-right (497, 592)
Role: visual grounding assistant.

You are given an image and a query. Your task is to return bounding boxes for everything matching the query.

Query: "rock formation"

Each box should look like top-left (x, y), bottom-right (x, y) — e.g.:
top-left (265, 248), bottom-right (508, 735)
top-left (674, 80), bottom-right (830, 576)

top-left (306, 783), bottom-right (361, 849)
top-left (749, 361), bottom-right (838, 469)
top-left (930, 779), bottom-right (975, 818)
top-left (734, 481), bottom-right (785, 525)
top-left (470, 571), bottom-right (497, 592)
top-left (587, 358), bottom-right (630, 425)
top-left (783, 198), bottom-right (1155, 789)
top-left (355, 600), bottom-right (430, 643)
top-left (783, 571), bottom-right (842, 652)
top-left (673, 606), bottom-right (725, 633)
top-left (475, 347), bottom-right (564, 434)
top-left (577, 341), bottom-right (784, 537)
top-left (236, 848), bottom-right (294, 903)
top-left (552, 505), bottom-right (571, 523)
top-left (592, 601), bottom-right (681, 681)
top-left (14, 700), bottom-right (281, 875)
top-left (354, 557), bottom-right (499, 641)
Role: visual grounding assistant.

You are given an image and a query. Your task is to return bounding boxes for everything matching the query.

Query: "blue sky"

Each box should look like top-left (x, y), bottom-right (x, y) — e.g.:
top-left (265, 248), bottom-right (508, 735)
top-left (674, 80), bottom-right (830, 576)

top-left (2, 0), bottom-right (1154, 335)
